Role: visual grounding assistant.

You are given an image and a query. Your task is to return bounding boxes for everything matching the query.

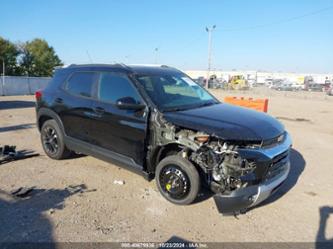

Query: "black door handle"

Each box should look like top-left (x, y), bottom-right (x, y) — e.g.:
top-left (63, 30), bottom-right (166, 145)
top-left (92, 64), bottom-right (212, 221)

top-left (55, 98), bottom-right (63, 104)
top-left (94, 107), bottom-right (105, 114)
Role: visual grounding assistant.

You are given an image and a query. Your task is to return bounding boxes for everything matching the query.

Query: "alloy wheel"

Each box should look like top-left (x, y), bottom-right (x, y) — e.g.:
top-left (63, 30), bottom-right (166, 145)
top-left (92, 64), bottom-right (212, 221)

top-left (42, 126), bottom-right (59, 155)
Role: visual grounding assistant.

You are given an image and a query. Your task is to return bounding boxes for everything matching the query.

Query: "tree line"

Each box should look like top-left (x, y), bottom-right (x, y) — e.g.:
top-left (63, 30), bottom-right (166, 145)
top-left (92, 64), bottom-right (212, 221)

top-left (0, 36), bottom-right (63, 77)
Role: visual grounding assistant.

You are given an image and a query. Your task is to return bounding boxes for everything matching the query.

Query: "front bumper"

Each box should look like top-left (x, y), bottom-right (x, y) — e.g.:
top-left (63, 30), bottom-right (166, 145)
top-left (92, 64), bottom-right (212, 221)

top-left (213, 132), bottom-right (292, 214)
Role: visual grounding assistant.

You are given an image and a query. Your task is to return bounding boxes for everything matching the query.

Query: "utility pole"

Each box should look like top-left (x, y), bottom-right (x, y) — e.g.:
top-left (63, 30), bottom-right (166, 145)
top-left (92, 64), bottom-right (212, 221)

top-left (154, 48), bottom-right (159, 64)
top-left (125, 55), bottom-right (131, 64)
top-left (205, 25), bottom-right (216, 88)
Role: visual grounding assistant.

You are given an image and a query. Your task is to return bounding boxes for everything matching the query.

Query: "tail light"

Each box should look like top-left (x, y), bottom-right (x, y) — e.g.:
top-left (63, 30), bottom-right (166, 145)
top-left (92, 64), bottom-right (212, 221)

top-left (35, 90), bottom-right (42, 101)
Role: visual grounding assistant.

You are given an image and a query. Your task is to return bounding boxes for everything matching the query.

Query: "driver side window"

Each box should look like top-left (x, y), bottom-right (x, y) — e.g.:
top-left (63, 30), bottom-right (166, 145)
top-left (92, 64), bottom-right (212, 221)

top-left (98, 72), bottom-right (142, 104)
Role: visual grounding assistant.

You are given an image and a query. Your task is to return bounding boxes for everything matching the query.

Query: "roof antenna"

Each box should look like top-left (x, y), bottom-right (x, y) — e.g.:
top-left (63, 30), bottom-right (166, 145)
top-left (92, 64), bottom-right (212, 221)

top-left (86, 50), bottom-right (93, 63)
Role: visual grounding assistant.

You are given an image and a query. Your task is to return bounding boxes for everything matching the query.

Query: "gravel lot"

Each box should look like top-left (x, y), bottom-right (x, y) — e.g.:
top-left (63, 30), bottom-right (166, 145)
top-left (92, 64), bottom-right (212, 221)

top-left (0, 88), bottom-right (332, 243)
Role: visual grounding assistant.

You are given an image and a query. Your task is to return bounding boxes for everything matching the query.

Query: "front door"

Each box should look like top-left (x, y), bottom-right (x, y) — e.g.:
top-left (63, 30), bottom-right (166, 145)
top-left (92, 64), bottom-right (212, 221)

top-left (90, 72), bottom-right (148, 166)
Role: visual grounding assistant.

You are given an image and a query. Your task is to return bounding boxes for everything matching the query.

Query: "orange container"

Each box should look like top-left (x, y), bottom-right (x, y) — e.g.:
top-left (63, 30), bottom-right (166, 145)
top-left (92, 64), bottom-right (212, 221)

top-left (224, 96), bottom-right (269, 113)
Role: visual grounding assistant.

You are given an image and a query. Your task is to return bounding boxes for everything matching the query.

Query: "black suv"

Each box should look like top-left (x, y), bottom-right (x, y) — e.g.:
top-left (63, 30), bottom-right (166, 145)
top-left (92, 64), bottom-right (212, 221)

top-left (36, 64), bottom-right (292, 213)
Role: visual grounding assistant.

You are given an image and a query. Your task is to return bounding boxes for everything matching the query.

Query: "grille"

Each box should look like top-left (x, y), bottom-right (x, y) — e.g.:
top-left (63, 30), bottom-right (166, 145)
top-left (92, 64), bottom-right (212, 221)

top-left (266, 150), bottom-right (289, 179)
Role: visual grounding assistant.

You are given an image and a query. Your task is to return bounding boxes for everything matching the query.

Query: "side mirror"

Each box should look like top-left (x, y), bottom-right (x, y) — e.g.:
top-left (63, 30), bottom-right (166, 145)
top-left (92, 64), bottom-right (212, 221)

top-left (116, 97), bottom-right (145, 110)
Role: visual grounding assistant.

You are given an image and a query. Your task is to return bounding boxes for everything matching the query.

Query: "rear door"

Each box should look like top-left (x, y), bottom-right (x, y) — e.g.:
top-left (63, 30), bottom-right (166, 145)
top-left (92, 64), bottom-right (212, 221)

top-left (58, 71), bottom-right (98, 143)
top-left (90, 72), bottom-right (148, 165)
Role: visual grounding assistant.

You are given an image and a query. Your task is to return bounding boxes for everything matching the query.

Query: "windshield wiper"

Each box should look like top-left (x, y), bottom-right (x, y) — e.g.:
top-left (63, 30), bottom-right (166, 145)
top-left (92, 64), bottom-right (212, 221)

top-left (163, 102), bottom-right (217, 112)
top-left (163, 107), bottom-right (188, 112)
top-left (195, 101), bottom-right (217, 108)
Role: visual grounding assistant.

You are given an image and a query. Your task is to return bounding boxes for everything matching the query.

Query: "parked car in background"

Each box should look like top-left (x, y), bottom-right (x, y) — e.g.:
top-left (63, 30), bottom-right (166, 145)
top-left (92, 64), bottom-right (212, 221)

top-left (291, 83), bottom-right (303, 91)
top-left (271, 80), bottom-right (301, 91)
top-left (306, 83), bottom-right (324, 92)
top-left (208, 75), bottom-right (224, 89)
top-left (327, 86), bottom-right (333, 96)
top-left (208, 78), bottom-right (223, 89)
top-left (193, 77), bottom-right (206, 87)
top-left (303, 76), bottom-right (324, 92)
top-left (268, 79), bottom-right (283, 89)
top-left (247, 78), bottom-right (257, 87)
top-left (264, 78), bottom-right (273, 87)
top-left (275, 83), bottom-right (294, 91)
top-left (323, 80), bottom-right (331, 92)
top-left (304, 76), bottom-right (314, 86)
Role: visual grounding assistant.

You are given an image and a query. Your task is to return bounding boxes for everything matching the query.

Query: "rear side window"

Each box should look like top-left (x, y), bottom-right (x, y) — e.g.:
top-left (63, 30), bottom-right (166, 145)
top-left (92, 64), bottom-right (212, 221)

top-left (98, 73), bottom-right (142, 104)
top-left (65, 72), bottom-right (97, 98)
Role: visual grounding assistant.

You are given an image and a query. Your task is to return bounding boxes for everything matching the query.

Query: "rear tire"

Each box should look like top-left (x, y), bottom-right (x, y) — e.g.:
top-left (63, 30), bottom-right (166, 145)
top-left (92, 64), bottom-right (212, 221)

top-left (156, 155), bottom-right (200, 205)
top-left (40, 119), bottom-right (71, 160)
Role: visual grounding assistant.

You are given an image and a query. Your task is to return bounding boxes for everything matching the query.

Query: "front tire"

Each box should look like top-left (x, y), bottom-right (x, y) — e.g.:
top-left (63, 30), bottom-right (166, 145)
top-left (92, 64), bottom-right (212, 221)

top-left (40, 119), bottom-right (71, 160)
top-left (156, 155), bottom-right (200, 205)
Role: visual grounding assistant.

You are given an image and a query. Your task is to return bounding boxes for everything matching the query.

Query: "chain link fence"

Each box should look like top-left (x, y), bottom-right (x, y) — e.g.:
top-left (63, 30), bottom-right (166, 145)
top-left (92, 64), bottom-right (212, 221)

top-left (0, 76), bottom-right (51, 96)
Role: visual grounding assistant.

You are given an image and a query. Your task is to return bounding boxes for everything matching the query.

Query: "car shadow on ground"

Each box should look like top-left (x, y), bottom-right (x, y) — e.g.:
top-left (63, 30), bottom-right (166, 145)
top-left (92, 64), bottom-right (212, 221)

top-left (0, 123), bottom-right (36, 133)
top-left (193, 187), bottom-right (214, 204)
top-left (316, 206), bottom-right (333, 249)
top-left (252, 148), bottom-right (305, 209)
top-left (158, 236), bottom-right (194, 249)
top-left (62, 153), bottom-right (87, 160)
top-left (0, 184), bottom-right (88, 244)
top-left (0, 100), bottom-right (35, 110)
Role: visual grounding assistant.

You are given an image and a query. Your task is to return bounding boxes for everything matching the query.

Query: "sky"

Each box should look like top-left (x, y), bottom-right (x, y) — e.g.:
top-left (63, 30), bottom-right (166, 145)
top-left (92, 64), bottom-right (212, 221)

top-left (1, 0), bottom-right (333, 73)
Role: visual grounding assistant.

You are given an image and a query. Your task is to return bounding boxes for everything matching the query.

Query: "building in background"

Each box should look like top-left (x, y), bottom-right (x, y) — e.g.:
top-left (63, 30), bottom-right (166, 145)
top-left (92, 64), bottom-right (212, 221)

top-left (185, 70), bottom-right (333, 86)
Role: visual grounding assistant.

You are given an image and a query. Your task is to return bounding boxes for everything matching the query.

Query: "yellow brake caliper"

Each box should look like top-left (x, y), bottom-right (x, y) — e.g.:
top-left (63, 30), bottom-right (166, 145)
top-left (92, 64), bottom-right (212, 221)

top-left (166, 183), bottom-right (171, 191)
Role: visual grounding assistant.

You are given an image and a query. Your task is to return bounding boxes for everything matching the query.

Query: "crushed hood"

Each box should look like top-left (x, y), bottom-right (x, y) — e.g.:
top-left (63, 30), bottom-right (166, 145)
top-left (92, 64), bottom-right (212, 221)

top-left (163, 103), bottom-right (284, 141)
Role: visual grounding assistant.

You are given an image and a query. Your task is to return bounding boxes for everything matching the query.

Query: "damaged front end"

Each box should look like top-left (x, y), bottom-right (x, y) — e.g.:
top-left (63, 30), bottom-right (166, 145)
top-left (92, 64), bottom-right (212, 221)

top-left (190, 132), bottom-right (291, 214)
top-left (149, 111), bottom-right (292, 214)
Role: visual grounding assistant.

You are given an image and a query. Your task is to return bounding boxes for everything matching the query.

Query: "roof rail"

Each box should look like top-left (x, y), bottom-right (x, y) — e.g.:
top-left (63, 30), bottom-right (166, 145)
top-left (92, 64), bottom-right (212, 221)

top-left (54, 63), bottom-right (174, 71)
top-left (116, 63), bottom-right (131, 69)
top-left (128, 64), bottom-right (171, 68)
top-left (54, 64), bottom-right (74, 69)
top-left (58, 63), bottom-right (131, 69)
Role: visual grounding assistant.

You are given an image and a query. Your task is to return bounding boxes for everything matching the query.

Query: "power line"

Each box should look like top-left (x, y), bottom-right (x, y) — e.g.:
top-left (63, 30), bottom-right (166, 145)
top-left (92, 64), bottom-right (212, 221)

top-left (177, 33), bottom-right (206, 51)
top-left (219, 5), bottom-right (333, 32)
top-left (173, 5), bottom-right (333, 60)
top-left (153, 33), bottom-right (205, 65)
top-left (86, 50), bottom-right (93, 63)
top-left (151, 5), bottom-right (333, 69)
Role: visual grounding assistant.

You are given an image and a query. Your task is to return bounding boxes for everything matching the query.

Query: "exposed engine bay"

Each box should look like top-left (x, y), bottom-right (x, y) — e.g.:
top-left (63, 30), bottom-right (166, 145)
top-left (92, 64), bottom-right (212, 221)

top-left (149, 112), bottom-right (269, 195)
top-left (189, 139), bottom-right (257, 193)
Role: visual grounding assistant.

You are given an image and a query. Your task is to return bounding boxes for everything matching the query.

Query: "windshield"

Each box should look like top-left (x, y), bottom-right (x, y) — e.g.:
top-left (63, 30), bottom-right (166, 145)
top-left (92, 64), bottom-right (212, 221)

top-left (135, 73), bottom-right (218, 112)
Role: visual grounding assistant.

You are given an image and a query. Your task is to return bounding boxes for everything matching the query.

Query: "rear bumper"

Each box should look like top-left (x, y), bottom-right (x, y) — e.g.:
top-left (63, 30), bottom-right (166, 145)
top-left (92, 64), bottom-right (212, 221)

top-left (214, 159), bottom-right (290, 214)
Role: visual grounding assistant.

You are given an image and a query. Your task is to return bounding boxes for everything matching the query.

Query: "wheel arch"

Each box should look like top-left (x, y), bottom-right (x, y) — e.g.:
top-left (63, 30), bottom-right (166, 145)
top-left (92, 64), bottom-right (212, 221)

top-left (148, 143), bottom-right (188, 176)
top-left (37, 108), bottom-right (65, 134)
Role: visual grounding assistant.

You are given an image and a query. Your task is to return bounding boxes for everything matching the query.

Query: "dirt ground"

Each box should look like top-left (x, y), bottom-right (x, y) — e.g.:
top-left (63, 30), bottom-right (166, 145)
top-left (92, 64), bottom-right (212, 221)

top-left (0, 88), bottom-right (332, 243)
